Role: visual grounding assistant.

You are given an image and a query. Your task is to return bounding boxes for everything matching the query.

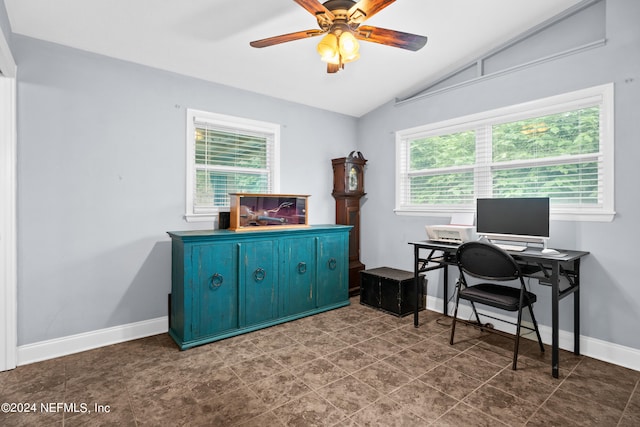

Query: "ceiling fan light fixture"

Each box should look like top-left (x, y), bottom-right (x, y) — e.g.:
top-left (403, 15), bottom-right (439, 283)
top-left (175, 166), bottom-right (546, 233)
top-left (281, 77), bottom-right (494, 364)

top-left (338, 31), bottom-right (359, 57)
top-left (317, 28), bottom-right (360, 68)
top-left (341, 51), bottom-right (360, 63)
top-left (317, 33), bottom-right (339, 62)
top-left (323, 52), bottom-right (341, 65)
top-left (250, 0), bottom-right (427, 73)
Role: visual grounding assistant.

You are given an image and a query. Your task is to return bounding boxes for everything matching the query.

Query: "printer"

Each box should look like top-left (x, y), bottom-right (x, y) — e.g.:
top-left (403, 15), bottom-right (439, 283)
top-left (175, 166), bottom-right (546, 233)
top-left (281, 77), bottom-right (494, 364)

top-left (425, 213), bottom-right (477, 244)
top-left (425, 224), bottom-right (477, 244)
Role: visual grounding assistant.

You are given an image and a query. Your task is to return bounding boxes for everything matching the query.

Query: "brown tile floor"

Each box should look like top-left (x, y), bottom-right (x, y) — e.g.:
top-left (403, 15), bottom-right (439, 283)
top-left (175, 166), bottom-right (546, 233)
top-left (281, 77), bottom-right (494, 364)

top-left (1, 297), bottom-right (639, 426)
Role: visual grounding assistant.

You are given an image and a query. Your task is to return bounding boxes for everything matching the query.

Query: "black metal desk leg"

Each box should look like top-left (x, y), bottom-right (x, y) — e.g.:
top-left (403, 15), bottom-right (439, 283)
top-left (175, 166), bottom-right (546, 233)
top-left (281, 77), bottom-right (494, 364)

top-left (552, 261), bottom-right (560, 378)
top-left (574, 259), bottom-right (581, 355)
top-left (414, 245), bottom-right (420, 327)
top-left (443, 264), bottom-right (448, 316)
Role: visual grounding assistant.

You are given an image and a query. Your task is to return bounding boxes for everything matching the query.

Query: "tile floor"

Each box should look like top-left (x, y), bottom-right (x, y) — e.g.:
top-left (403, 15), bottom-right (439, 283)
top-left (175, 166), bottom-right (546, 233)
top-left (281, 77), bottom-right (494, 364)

top-left (1, 297), bottom-right (639, 426)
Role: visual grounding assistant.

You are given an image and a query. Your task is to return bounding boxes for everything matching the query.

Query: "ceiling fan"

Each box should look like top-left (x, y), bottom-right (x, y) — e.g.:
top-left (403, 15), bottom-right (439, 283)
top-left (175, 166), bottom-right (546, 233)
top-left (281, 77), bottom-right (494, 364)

top-left (249, 0), bottom-right (428, 73)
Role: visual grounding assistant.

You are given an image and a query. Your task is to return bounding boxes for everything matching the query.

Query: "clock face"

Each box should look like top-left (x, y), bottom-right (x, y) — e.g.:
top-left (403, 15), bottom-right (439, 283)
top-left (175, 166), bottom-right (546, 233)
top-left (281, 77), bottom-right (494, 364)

top-left (348, 165), bottom-right (360, 191)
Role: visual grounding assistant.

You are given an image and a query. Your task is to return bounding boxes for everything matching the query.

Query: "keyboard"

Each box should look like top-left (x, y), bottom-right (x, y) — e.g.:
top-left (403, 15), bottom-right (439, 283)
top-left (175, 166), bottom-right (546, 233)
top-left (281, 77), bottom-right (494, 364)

top-left (495, 243), bottom-right (527, 252)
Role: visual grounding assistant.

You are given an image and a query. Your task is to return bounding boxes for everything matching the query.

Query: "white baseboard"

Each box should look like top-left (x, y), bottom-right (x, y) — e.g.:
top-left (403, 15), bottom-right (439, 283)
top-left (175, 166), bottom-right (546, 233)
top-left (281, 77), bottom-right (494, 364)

top-left (17, 317), bottom-right (168, 366)
top-left (580, 335), bottom-right (640, 372)
top-left (16, 303), bottom-right (640, 373)
top-left (426, 296), bottom-right (640, 372)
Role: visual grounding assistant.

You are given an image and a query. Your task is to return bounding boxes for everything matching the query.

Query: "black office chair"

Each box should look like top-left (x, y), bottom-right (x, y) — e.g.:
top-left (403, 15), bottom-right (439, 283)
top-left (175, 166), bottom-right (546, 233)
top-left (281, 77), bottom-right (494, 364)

top-left (450, 241), bottom-right (544, 370)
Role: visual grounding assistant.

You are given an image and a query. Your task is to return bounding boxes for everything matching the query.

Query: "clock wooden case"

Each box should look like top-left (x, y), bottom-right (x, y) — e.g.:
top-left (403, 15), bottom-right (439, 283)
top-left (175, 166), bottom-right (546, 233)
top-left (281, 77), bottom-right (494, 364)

top-left (332, 152), bottom-right (366, 296)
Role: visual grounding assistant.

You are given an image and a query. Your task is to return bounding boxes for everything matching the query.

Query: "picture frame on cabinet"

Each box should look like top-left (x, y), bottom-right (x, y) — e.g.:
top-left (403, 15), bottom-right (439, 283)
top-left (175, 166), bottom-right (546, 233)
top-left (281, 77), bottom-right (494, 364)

top-left (229, 193), bottom-right (309, 231)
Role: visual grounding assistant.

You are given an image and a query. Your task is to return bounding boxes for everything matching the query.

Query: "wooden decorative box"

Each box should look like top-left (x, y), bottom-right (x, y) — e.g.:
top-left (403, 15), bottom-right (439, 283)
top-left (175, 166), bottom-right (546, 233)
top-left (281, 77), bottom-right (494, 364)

top-left (229, 193), bottom-right (310, 231)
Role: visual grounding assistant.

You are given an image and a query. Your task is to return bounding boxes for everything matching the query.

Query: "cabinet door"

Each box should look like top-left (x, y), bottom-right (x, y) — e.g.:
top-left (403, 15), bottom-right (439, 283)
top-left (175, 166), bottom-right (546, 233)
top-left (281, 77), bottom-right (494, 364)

top-left (241, 240), bottom-right (278, 326)
top-left (282, 237), bottom-right (316, 315)
top-left (316, 233), bottom-right (348, 307)
top-left (192, 243), bottom-right (239, 339)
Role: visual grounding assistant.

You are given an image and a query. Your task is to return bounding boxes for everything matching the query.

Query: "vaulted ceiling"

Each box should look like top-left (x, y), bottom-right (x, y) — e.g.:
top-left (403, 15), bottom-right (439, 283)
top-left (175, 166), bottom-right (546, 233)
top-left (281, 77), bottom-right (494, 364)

top-left (5, 0), bottom-right (583, 117)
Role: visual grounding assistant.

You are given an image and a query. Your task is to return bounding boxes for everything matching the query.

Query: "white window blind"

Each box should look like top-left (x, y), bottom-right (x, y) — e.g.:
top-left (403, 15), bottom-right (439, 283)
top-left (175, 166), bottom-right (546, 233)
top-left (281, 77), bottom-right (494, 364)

top-left (186, 110), bottom-right (280, 221)
top-left (488, 107), bottom-right (601, 205)
top-left (395, 84), bottom-right (614, 221)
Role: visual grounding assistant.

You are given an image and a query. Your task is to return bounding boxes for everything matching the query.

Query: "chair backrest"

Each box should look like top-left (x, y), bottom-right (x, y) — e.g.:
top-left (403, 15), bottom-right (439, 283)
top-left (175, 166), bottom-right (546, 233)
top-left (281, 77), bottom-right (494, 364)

top-left (456, 241), bottom-right (521, 281)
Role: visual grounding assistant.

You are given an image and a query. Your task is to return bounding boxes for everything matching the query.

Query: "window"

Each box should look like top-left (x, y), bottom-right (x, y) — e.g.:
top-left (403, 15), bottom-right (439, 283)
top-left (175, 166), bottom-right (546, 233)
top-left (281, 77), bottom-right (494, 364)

top-left (396, 84), bottom-right (614, 221)
top-left (186, 109), bottom-right (280, 221)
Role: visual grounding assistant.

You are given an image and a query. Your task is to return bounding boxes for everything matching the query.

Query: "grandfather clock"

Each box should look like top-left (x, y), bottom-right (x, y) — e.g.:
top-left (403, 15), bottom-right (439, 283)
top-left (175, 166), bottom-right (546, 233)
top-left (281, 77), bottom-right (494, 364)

top-left (332, 151), bottom-right (366, 296)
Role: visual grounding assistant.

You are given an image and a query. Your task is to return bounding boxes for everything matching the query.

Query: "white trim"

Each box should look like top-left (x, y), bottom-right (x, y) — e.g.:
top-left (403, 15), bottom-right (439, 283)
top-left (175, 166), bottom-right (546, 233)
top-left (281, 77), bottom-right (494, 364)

top-left (580, 335), bottom-right (640, 372)
top-left (16, 301), bottom-right (640, 373)
top-left (396, 0), bottom-right (605, 105)
top-left (426, 296), bottom-right (640, 372)
top-left (396, 39), bottom-right (606, 105)
top-left (395, 83), bottom-right (615, 222)
top-left (0, 26), bottom-right (16, 78)
top-left (17, 317), bottom-right (168, 366)
top-left (184, 109), bottom-right (281, 224)
top-left (394, 207), bottom-right (616, 223)
top-left (185, 213), bottom-right (219, 223)
top-left (0, 68), bottom-right (17, 371)
top-left (398, 86), bottom-right (611, 138)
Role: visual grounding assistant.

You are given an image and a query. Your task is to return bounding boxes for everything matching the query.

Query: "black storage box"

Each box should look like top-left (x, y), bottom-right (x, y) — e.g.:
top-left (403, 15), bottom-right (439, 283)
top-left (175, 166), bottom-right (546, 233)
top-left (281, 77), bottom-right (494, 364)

top-left (360, 267), bottom-right (426, 317)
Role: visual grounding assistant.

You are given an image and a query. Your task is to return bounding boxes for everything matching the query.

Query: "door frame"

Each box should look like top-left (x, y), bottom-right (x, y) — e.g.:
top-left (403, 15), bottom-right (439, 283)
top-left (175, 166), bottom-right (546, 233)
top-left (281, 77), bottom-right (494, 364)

top-left (0, 26), bottom-right (17, 371)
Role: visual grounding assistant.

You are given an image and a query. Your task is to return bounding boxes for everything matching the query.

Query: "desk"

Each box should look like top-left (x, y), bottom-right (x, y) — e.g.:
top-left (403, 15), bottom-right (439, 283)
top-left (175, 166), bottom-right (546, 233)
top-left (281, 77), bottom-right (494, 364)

top-left (409, 240), bottom-right (589, 378)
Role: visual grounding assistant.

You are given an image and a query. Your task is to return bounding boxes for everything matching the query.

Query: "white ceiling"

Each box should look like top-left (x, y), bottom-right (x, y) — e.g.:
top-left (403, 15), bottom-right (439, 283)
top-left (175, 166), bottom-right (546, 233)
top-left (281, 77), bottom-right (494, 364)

top-left (5, 0), bottom-right (582, 117)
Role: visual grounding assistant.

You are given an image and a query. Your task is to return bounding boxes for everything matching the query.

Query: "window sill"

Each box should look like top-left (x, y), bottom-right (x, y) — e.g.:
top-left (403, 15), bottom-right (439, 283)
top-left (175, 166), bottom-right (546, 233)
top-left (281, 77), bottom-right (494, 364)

top-left (185, 213), bottom-right (218, 223)
top-left (393, 207), bottom-right (475, 218)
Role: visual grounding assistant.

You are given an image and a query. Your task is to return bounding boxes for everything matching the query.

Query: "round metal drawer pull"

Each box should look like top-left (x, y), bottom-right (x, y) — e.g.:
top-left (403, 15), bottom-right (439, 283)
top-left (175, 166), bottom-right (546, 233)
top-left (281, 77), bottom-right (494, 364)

top-left (298, 262), bottom-right (307, 274)
top-left (210, 273), bottom-right (224, 289)
top-left (254, 267), bottom-right (266, 282)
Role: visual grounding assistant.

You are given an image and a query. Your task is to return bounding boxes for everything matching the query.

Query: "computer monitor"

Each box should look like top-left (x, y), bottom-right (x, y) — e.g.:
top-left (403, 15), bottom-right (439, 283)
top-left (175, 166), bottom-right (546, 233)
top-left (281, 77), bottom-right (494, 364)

top-left (476, 197), bottom-right (550, 244)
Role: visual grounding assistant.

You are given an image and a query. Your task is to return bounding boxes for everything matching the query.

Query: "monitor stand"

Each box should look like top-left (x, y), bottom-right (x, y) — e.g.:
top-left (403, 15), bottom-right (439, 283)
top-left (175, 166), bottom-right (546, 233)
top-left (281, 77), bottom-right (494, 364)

top-left (541, 239), bottom-right (559, 255)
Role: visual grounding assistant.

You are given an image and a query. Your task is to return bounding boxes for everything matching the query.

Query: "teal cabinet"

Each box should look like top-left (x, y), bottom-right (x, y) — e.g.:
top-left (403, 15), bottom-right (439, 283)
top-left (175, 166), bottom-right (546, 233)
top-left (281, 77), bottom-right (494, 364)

top-left (281, 236), bottom-right (316, 316)
top-left (168, 225), bottom-right (351, 350)
top-left (241, 240), bottom-right (278, 327)
top-left (317, 233), bottom-right (348, 308)
top-left (193, 243), bottom-right (239, 339)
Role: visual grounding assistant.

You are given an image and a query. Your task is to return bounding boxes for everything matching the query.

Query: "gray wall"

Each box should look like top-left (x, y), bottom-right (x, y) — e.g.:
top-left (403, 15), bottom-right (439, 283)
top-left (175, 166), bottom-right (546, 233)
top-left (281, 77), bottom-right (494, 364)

top-left (358, 0), bottom-right (640, 351)
top-left (11, 35), bottom-right (357, 346)
top-left (0, 1), bottom-right (9, 49)
top-left (3, 0), bottom-right (639, 358)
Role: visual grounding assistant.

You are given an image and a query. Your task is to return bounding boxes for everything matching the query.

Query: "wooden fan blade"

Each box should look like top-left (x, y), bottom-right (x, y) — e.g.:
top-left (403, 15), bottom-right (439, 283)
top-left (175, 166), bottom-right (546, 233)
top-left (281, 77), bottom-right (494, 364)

top-left (356, 25), bottom-right (427, 51)
top-left (348, 0), bottom-right (395, 24)
top-left (250, 29), bottom-right (325, 48)
top-left (294, 0), bottom-right (335, 19)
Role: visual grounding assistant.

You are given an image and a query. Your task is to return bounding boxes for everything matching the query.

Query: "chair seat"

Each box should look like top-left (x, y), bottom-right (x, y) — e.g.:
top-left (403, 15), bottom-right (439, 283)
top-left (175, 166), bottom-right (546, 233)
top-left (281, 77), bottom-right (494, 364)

top-left (459, 283), bottom-right (537, 311)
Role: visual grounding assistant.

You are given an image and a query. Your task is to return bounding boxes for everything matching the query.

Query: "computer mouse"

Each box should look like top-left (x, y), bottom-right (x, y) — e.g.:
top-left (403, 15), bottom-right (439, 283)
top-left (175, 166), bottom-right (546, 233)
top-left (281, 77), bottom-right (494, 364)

top-left (541, 248), bottom-right (560, 255)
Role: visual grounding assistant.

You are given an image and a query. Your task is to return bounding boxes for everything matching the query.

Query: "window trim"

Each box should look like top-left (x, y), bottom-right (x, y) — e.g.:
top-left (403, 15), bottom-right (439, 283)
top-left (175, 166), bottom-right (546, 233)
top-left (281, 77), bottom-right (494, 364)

top-left (185, 109), bottom-right (281, 222)
top-left (395, 83), bottom-right (615, 222)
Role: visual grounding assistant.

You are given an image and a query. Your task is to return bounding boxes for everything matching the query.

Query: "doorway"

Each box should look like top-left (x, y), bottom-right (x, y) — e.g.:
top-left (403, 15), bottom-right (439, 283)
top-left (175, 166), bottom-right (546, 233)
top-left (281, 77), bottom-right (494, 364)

top-left (0, 27), bottom-right (17, 371)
